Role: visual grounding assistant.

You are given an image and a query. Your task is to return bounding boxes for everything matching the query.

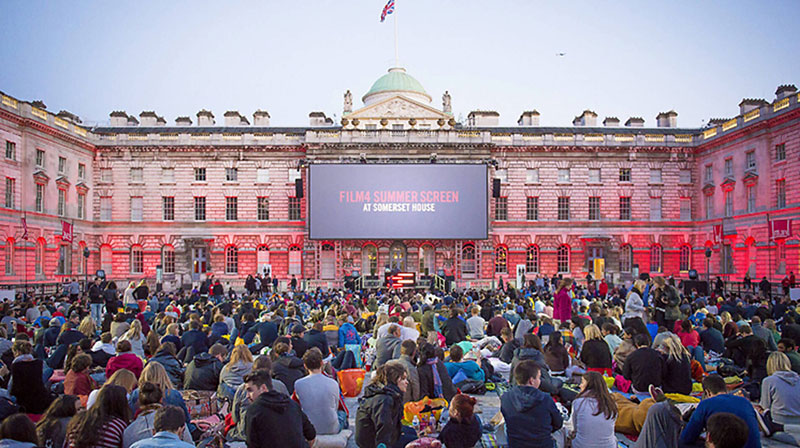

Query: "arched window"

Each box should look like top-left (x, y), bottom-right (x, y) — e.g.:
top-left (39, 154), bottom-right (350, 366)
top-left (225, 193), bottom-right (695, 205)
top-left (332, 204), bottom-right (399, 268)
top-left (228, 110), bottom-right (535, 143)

top-left (130, 245), bottom-right (143, 274)
top-left (495, 246), bottom-right (508, 274)
top-left (650, 244), bottom-right (663, 273)
top-left (679, 245), bottom-right (691, 272)
top-left (288, 245), bottom-right (302, 276)
top-left (225, 246), bottom-right (238, 274)
top-left (619, 244), bottom-right (632, 273)
top-left (4, 239), bottom-right (13, 275)
top-left (419, 244), bottom-right (434, 275)
top-left (526, 245), bottom-right (539, 273)
top-left (162, 245), bottom-right (175, 274)
top-left (461, 243), bottom-right (476, 277)
top-left (361, 243), bottom-right (378, 276)
top-left (100, 244), bottom-right (113, 276)
top-left (57, 243), bottom-right (71, 275)
top-left (35, 238), bottom-right (45, 275)
top-left (557, 245), bottom-right (570, 274)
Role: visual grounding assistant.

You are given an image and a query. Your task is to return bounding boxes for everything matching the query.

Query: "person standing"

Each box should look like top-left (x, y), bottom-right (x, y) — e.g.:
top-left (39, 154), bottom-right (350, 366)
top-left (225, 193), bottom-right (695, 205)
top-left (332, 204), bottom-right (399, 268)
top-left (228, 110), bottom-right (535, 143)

top-left (88, 278), bottom-right (104, 324)
top-left (553, 278), bottom-right (573, 324)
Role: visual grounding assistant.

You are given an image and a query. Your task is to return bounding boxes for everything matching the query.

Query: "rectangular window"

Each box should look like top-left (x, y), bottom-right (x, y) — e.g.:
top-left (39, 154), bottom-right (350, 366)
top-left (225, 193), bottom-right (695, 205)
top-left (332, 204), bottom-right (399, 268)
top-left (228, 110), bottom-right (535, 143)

top-left (724, 158), bottom-right (733, 178)
top-left (78, 163), bottom-right (85, 179)
top-left (163, 249), bottom-right (175, 274)
top-left (724, 191), bottom-right (733, 217)
top-left (257, 168), bottom-right (270, 183)
top-left (557, 168), bottom-right (571, 183)
top-left (776, 143), bottom-right (786, 161)
top-left (494, 197), bottom-right (508, 221)
top-left (526, 196), bottom-right (539, 221)
top-left (495, 169), bottom-right (508, 183)
top-left (130, 196), bottom-right (143, 221)
top-left (704, 164), bottom-right (713, 183)
top-left (226, 248), bottom-right (239, 274)
top-left (588, 197), bottom-right (600, 221)
top-left (747, 185), bottom-right (756, 213)
top-left (36, 149), bottom-right (45, 167)
top-left (650, 197), bottom-right (662, 221)
top-left (131, 248), bottom-right (143, 274)
top-left (526, 168), bottom-right (539, 183)
top-left (130, 167), bottom-right (143, 182)
top-left (557, 196), bottom-right (570, 221)
top-left (257, 197), bottom-right (270, 221)
top-left (289, 249), bottom-right (302, 276)
top-left (100, 196), bottom-right (112, 221)
top-left (619, 168), bottom-right (631, 182)
top-left (4, 243), bottom-right (12, 275)
top-left (289, 197), bottom-right (302, 220)
top-left (746, 151), bottom-right (756, 171)
top-left (680, 198), bottom-right (691, 221)
top-left (57, 244), bottom-right (71, 275)
top-left (4, 178), bottom-right (14, 209)
top-left (649, 168), bottom-right (662, 184)
top-left (777, 179), bottom-right (786, 208)
top-left (225, 167), bottom-right (238, 182)
top-left (194, 167), bottom-right (206, 182)
top-left (58, 189), bottom-right (66, 216)
top-left (194, 197), bottom-right (206, 221)
top-left (58, 156), bottom-right (67, 174)
top-left (100, 168), bottom-right (112, 182)
top-left (288, 169), bottom-right (302, 183)
top-left (35, 184), bottom-right (44, 213)
top-left (226, 197), bottom-right (238, 221)
top-left (77, 193), bottom-right (85, 219)
top-left (5, 141), bottom-right (15, 160)
top-left (679, 169), bottom-right (692, 184)
top-left (162, 197), bottom-right (174, 221)
top-left (161, 168), bottom-right (174, 183)
top-left (619, 197), bottom-right (631, 220)
top-left (588, 168), bottom-right (601, 184)
top-left (705, 194), bottom-right (713, 219)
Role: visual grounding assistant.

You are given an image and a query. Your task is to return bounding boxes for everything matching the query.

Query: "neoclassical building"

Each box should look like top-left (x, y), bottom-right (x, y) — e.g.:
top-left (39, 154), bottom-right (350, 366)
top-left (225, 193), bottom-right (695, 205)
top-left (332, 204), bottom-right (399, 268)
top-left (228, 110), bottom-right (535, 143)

top-left (1, 68), bottom-right (798, 290)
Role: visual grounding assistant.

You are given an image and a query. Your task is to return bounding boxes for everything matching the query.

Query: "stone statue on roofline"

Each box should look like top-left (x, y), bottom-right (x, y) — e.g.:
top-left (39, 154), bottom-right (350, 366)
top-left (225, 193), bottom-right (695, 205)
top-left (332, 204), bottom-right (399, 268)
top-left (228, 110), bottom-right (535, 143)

top-left (344, 90), bottom-right (353, 113)
top-left (442, 91), bottom-right (452, 114)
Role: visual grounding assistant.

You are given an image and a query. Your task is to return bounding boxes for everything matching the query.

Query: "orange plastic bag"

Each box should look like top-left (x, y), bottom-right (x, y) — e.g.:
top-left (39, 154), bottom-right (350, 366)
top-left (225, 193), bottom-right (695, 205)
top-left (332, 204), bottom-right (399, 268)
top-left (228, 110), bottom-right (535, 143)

top-left (403, 397), bottom-right (448, 425)
top-left (337, 368), bottom-right (366, 398)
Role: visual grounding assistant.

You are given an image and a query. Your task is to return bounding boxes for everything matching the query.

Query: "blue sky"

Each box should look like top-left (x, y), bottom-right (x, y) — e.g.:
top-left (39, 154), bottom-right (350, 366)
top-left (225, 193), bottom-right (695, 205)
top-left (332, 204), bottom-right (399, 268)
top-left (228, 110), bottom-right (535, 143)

top-left (1, 1), bottom-right (798, 127)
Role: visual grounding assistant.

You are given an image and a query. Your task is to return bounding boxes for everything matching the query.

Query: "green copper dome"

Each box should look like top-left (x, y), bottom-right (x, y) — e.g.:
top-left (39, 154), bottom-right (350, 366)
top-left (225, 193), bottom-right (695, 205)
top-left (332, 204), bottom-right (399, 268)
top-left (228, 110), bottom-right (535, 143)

top-left (362, 67), bottom-right (432, 104)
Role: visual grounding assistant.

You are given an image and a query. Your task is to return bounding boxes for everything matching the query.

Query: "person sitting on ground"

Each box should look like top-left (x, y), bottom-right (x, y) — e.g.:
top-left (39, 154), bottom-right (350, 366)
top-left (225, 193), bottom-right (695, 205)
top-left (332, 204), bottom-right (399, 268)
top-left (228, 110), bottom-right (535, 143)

top-left (510, 334), bottom-right (560, 396)
top-left (758, 351), bottom-right (800, 431)
top-left (208, 313), bottom-right (229, 346)
top-left (218, 344), bottom-right (254, 400)
top-left (87, 368), bottom-right (138, 409)
top-left (778, 338), bottom-right (800, 374)
top-left (148, 342), bottom-right (183, 389)
top-left (397, 339), bottom-right (421, 404)
top-left (0, 413), bottom-right (40, 448)
top-left (445, 344), bottom-right (485, 382)
top-left (244, 369), bottom-right (316, 448)
top-left (106, 340), bottom-right (144, 379)
top-left (724, 324), bottom-right (768, 385)
top-left (417, 342), bottom-right (457, 402)
top-left (303, 321), bottom-right (330, 356)
top-left (229, 357), bottom-right (290, 441)
top-left (9, 339), bottom-right (54, 414)
top-left (706, 412), bottom-right (750, 448)
top-left (466, 306), bottom-right (486, 340)
top-left (36, 395), bottom-right (81, 448)
top-left (123, 382), bottom-right (194, 448)
top-left (375, 324), bottom-right (403, 369)
top-left (64, 353), bottom-right (97, 396)
top-left (442, 308), bottom-right (468, 347)
top-left (700, 317), bottom-right (726, 355)
top-left (543, 331), bottom-right (570, 374)
top-left (355, 361), bottom-right (416, 448)
top-left (570, 371), bottom-right (618, 448)
top-left (290, 324), bottom-right (311, 359)
top-left (119, 319), bottom-right (146, 359)
top-left (65, 385), bottom-right (132, 448)
top-left (623, 333), bottom-right (664, 393)
top-left (160, 323), bottom-right (182, 351)
top-left (183, 343), bottom-right (226, 391)
top-left (271, 339), bottom-right (307, 395)
top-left (180, 319), bottom-right (209, 355)
top-left (437, 393), bottom-right (482, 448)
top-left (501, 360), bottom-right (563, 448)
top-left (680, 374), bottom-right (761, 448)
top-left (494, 327), bottom-right (519, 365)
top-left (751, 316), bottom-right (778, 352)
top-left (579, 324), bottom-right (613, 376)
top-left (656, 334), bottom-right (692, 395)
top-left (129, 405), bottom-right (195, 448)
top-left (293, 347), bottom-right (347, 436)
top-left (129, 361), bottom-right (192, 426)
top-left (601, 323), bottom-right (622, 356)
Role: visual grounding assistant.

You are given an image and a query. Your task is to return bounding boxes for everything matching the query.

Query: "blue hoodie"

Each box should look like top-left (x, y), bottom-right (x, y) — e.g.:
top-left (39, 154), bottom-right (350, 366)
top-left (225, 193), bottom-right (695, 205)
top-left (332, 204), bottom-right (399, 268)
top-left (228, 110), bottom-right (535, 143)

top-left (501, 385), bottom-right (563, 448)
top-left (338, 322), bottom-right (359, 347)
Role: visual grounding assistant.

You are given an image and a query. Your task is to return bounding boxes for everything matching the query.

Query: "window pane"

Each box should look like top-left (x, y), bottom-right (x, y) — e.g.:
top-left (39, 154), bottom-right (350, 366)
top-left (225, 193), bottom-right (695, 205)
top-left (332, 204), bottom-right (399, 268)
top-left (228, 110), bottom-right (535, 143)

top-left (257, 168), bottom-right (270, 183)
top-left (131, 197), bottom-right (143, 221)
top-left (650, 197), bottom-right (662, 221)
top-left (526, 197), bottom-right (539, 221)
top-left (163, 197), bottom-right (174, 221)
top-left (130, 167), bottom-right (143, 182)
top-left (258, 197), bottom-right (270, 221)
top-left (619, 197), bottom-right (631, 220)
top-left (588, 168), bottom-right (601, 183)
top-left (495, 169), bottom-right (508, 183)
top-left (558, 168), bottom-right (570, 183)
top-left (649, 169), bottom-right (662, 184)
top-left (495, 197), bottom-right (508, 221)
top-left (588, 197), bottom-right (600, 221)
top-left (680, 198), bottom-right (691, 221)
top-left (526, 168), bottom-right (539, 183)
top-left (558, 197), bottom-right (570, 220)
top-left (679, 169), bottom-right (692, 184)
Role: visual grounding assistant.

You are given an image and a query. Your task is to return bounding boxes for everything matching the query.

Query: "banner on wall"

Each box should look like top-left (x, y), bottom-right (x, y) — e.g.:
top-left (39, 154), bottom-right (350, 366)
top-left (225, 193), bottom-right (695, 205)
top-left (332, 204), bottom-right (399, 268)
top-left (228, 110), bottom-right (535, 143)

top-left (712, 225), bottom-right (723, 244)
top-left (769, 219), bottom-right (792, 240)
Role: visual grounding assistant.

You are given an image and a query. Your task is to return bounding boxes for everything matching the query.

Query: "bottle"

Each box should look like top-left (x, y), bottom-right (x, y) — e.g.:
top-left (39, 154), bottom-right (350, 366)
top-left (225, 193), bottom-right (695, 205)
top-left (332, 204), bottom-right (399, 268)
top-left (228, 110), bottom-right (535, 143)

top-left (412, 416), bottom-right (420, 435)
top-left (429, 414), bottom-right (437, 432)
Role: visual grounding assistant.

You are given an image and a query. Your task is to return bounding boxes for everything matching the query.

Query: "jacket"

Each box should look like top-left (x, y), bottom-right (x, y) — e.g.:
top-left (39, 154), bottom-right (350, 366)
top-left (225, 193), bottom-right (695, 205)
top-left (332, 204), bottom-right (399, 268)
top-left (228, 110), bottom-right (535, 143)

top-left (680, 394), bottom-right (760, 448)
top-left (106, 352), bottom-right (144, 379)
top-left (374, 334), bottom-right (402, 368)
top-left (129, 431), bottom-right (195, 448)
top-left (219, 360), bottom-right (253, 390)
top-left (579, 339), bottom-right (612, 369)
top-left (123, 408), bottom-right (194, 448)
top-left (752, 324), bottom-right (778, 352)
top-left (553, 288), bottom-right (572, 322)
top-left (303, 329), bottom-right (329, 356)
top-left (355, 382), bottom-right (404, 448)
top-left (418, 359), bottom-right (457, 401)
top-left (183, 352), bottom-right (223, 391)
top-left (272, 354), bottom-right (306, 394)
top-left (622, 347), bottom-right (664, 392)
top-left (442, 317), bottom-right (467, 347)
top-left (501, 385), bottom-right (563, 448)
top-left (396, 354), bottom-right (421, 403)
top-left (759, 370), bottom-right (800, 425)
top-left (437, 414), bottom-right (482, 448)
top-left (510, 348), bottom-right (557, 394)
top-left (149, 350), bottom-right (184, 388)
top-left (445, 360), bottom-right (485, 382)
top-left (660, 354), bottom-right (692, 395)
top-left (10, 356), bottom-right (53, 414)
top-left (255, 321), bottom-right (279, 347)
top-left (64, 369), bottom-right (96, 396)
top-left (338, 322), bottom-right (360, 347)
top-left (180, 329), bottom-right (209, 354)
top-left (246, 390), bottom-right (316, 448)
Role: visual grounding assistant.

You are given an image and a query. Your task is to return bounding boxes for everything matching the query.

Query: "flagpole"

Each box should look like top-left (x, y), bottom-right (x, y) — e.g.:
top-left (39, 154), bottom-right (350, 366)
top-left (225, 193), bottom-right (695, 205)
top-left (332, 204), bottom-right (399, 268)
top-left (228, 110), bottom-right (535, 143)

top-left (393, 5), bottom-right (399, 67)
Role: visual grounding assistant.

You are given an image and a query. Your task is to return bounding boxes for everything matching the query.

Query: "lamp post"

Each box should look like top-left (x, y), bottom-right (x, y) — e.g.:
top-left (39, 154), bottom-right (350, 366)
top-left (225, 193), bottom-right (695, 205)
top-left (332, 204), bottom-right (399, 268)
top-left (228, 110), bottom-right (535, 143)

top-left (704, 247), bottom-right (712, 288)
top-left (83, 246), bottom-right (90, 293)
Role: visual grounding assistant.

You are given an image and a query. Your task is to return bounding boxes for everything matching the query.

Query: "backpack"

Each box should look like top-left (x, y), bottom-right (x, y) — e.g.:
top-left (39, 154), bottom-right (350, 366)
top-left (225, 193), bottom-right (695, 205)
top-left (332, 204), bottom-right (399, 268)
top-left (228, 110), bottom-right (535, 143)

top-left (0, 396), bottom-right (20, 422)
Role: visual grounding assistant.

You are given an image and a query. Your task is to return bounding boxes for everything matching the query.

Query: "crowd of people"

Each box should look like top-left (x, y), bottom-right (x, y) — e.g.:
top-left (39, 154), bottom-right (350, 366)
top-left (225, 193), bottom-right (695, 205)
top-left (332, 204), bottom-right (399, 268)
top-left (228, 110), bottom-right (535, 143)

top-left (0, 270), bottom-right (797, 448)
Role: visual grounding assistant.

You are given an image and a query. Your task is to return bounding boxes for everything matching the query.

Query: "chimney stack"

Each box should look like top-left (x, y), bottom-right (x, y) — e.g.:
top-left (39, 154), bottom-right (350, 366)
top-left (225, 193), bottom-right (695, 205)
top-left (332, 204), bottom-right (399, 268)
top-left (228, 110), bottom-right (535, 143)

top-left (517, 110), bottom-right (540, 126)
top-left (139, 111), bottom-right (158, 127)
top-left (739, 99), bottom-right (768, 115)
top-left (224, 111), bottom-right (249, 126)
top-left (110, 111), bottom-right (128, 127)
top-left (57, 110), bottom-right (81, 124)
top-left (776, 84), bottom-right (797, 100)
top-left (31, 100), bottom-right (47, 110)
top-left (175, 116), bottom-right (192, 126)
top-left (572, 110), bottom-right (597, 127)
top-left (603, 117), bottom-right (620, 127)
top-left (309, 112), bottom-right (333, 126)
top-left (656, 110), bottom-right (678, 128)
top-left (253, 110), bottom-right (270, 126)
top-left (197, 110), bottom-right (215, 126)
top-left (467, 110), bottom-right (499, 127)
top-left (625, 117), bottom-right (644, 127)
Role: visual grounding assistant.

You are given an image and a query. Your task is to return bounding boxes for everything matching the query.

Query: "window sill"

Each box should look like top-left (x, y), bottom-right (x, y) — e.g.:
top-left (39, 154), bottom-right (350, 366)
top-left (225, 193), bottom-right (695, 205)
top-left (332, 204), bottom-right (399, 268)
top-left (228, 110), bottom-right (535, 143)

top-left (774, 160), bottom-right (787, 166)
top-left (191, 182), bottom-right (208, 186)
top-left (648, 182), bottom-right (664, 186)
top-left (587, 182), bottom-right (603, 186)
top-left (223, 182), bottom-right (239, 186)
top-left (556, 182), bottom-right (572, 186)
top-left (525, 182), bottom-right (541, 186)
top-left (618, 181), bottom-right (632, 185)
top-left (160, 182), bottom-right (176, 186)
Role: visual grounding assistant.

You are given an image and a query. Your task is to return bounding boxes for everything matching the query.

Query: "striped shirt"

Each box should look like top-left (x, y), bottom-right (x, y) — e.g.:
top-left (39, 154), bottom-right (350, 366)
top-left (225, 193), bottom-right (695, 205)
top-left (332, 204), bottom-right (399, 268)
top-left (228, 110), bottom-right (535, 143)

top-left (67, 417), bottom-right (127, 448)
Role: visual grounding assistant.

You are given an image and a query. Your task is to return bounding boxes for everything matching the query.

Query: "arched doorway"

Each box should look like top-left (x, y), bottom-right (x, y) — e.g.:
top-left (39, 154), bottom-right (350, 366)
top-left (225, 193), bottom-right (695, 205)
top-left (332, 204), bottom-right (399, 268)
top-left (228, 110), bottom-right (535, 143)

top-left (389, 242), bottom-right (407, 271)
top-left (320, 242), bottom-right (335, 279)
top-left (362, 244), bottom-right (378, 276)
top-left (419, 244), bottom-right (434, 275)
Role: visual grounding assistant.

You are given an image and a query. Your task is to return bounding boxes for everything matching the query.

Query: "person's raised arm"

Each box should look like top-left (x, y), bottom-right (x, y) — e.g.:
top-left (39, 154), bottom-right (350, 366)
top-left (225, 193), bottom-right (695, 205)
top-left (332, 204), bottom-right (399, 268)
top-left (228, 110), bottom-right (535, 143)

top-left (679, 401), bottom-right (708, 445)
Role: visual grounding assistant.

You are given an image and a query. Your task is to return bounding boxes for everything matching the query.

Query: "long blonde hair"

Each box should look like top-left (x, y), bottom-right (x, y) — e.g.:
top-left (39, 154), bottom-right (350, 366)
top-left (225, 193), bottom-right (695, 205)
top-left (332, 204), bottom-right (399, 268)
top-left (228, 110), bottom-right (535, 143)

top-left (628, 280), bottom-right (646, 298)
top-left (123, 319), bottom-right (142, 340)
top-left (139, 361), bottom-right (173, 391)
top-left (107, 368), bottom-right (138, 393)
top-left (583, 324), bottom-right (603, 341)
top-left (660, 334), bottom-right (689, 362)
top-left (229, 344), bottom-right (253, 365)
top-left (78, 316), bottom-right (96, 338)
top-left (720, 311), bottom-right (732, 326)
top-left (767, 352), bottom-right (792, 376)
top-left (166, 323), bottom-right (179, 336)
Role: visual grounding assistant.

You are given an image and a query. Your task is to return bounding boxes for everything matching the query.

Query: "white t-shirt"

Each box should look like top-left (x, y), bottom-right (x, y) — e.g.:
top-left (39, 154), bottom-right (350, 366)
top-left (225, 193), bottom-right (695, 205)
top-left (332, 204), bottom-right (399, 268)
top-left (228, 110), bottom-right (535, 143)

top-left (376, 322), bottom-right (419, 341)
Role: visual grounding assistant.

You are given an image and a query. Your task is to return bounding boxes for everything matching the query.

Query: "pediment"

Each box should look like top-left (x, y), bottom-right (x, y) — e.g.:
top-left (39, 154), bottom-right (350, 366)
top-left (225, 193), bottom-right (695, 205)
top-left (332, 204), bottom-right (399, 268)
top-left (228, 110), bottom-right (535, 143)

top-left (346, 95), bottom-right (450, 120)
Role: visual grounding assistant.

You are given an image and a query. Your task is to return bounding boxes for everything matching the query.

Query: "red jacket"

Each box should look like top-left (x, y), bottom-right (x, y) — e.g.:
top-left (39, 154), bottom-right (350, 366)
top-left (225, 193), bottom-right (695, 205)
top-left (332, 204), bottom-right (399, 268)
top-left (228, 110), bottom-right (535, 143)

top-left (105, 352), bottom-right (143, 379)
top-left (553, 288), bottom-right (572, 322)
top-left (64, 369), bottom-right (96, 396)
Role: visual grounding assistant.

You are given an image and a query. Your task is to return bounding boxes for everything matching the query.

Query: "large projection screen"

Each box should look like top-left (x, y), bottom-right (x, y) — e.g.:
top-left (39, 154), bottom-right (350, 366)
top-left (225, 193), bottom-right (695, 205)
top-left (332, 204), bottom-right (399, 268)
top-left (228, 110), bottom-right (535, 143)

top-left (309, 164), bottom-right (488, 240)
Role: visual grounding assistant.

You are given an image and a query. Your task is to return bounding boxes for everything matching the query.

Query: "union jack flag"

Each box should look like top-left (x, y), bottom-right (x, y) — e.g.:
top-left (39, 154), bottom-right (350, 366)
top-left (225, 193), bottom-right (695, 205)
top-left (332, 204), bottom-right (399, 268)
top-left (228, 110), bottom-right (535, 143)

top-left (380, 0), bottom-right (395, 22)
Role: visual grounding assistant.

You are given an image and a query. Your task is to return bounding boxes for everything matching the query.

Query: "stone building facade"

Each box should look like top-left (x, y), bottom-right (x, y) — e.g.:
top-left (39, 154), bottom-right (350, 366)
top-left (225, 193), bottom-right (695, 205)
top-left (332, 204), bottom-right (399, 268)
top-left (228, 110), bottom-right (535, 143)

top-left (1, 69), bottom-right (798, 290)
